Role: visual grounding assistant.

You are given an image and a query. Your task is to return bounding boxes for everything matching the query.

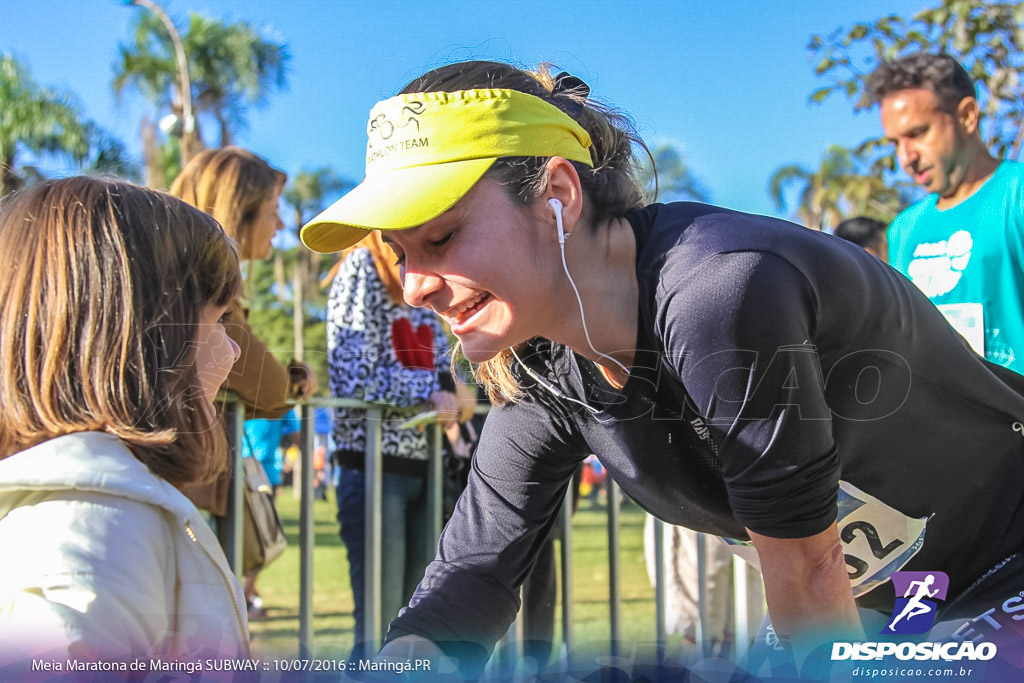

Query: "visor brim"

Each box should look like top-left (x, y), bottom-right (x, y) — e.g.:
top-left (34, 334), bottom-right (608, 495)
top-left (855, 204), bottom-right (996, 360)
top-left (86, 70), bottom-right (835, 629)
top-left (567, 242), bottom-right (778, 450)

top-left (300, 157), bottom-right (496, 253)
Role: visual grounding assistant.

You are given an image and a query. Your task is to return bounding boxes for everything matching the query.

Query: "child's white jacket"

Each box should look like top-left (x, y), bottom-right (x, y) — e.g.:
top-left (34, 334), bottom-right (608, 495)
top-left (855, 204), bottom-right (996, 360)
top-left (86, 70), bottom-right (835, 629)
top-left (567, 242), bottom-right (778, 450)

top-left (0, 432), bottom-right (248, 663)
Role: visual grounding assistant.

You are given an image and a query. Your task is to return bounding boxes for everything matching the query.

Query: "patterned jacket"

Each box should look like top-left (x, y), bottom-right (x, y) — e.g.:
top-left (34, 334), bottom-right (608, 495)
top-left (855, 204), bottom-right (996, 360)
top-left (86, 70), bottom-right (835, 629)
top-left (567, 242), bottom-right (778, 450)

top-left (327, 248), bottom-right (450, 462)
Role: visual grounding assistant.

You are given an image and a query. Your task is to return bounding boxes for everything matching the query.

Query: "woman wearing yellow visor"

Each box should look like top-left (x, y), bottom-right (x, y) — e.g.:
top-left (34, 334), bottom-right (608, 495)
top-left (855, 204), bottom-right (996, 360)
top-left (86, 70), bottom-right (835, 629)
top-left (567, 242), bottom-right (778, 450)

top-left (302, 61), bottom-right (1024, 678)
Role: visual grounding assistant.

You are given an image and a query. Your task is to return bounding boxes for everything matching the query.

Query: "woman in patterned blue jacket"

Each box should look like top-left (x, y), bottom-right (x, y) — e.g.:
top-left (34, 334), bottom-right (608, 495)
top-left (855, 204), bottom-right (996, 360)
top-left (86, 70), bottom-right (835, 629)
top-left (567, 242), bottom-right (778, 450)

top-left (327, 230), bottom-right (459, 658)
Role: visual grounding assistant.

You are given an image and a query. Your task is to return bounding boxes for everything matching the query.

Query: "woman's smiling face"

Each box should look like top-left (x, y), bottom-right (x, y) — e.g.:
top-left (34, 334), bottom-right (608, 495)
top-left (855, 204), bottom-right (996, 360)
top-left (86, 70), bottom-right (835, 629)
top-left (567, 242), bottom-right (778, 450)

top-left (383, 178), bottom-right (558, 363)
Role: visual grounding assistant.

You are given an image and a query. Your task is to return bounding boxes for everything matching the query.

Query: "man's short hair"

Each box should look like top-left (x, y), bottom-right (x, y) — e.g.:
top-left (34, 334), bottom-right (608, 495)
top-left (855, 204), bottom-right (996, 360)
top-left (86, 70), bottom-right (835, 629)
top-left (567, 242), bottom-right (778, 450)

top-left (866, 52), bottom-right (976, 112)
top-left (834, 217), bottom-right (887, 252)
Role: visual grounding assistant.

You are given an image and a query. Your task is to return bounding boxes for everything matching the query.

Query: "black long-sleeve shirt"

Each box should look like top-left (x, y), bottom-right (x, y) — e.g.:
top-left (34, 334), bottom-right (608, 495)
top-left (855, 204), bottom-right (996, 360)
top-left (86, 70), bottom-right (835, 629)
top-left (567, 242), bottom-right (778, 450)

top-left (389, 202), bottom-right (1024, 671)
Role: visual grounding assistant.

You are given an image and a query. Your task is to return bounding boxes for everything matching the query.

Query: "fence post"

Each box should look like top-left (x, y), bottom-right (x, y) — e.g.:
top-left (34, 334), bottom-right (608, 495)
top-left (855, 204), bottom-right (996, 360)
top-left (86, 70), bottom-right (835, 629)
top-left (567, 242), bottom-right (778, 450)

top-left (426, 423), bottom-right (444, 547)
top-left (498, 598), bottom-right (524, 678)
top-left (363, 406), bottom-right (384, 654)
top-left (221, 401), bottom-right (245, 577)
top-left (298, 403), bottom-right (315, 657)
top-left (653, 518), bottom-right (666, 664)
top-left (606, 481), bottom-right (622, 658)
top-left (732, 556), bottom-right (751, 660)
top-left (696, 532), bottom-right (709, 659)
top-left (559, 483), bottom-right (574, 656)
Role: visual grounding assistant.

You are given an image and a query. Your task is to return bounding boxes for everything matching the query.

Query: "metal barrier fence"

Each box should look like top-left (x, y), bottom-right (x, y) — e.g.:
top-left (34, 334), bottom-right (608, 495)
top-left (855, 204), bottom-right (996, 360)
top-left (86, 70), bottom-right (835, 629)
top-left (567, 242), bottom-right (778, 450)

top-left (218, 397), bottom-right (759, 664)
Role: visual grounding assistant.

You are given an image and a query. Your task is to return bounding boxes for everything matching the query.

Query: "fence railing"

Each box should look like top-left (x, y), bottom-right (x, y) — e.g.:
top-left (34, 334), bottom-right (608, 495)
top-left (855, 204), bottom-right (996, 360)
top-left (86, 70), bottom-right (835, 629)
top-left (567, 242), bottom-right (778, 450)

top-left (217, 396), bottom-right (759, 666)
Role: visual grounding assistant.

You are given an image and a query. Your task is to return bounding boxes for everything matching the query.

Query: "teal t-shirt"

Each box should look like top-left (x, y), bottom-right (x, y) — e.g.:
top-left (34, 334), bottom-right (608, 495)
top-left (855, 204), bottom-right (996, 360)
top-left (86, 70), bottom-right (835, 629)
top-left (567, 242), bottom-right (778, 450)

top-left (889, 160), bottom-right (1024, 373)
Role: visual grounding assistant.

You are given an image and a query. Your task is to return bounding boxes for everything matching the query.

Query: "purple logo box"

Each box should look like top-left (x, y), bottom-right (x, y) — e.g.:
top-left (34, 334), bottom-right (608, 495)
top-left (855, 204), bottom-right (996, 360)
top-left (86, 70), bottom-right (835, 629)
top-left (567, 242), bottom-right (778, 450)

top-left (890, 571), bottom-right (950, 601)
top-left (883, 570), bottom-right (950, 635)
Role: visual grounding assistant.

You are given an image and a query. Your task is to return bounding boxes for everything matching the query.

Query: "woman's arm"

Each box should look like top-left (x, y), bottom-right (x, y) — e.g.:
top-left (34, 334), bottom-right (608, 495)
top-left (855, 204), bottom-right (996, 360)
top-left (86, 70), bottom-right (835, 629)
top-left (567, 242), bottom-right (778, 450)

top-left (661, 250), bottom-right (856, 664)
top-left (384, 389), bottom-right (588, 676)
top-left (749, 523), bottom-right (865, 665)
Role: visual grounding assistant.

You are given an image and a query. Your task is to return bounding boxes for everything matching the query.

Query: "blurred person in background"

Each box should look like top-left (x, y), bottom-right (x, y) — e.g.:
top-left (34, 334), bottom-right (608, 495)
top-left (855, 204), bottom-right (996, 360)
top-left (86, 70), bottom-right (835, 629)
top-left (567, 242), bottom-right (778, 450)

top-left (325, 231), bottom-right (460, 659)
top-left (869, 52), bottom-right (1024, 371)
top-left (243, 411), bottom-right (300, 497)
top-left (171, 146), bottom-right (318, 619)
top-left (833, 216), bottom-right (888, 262)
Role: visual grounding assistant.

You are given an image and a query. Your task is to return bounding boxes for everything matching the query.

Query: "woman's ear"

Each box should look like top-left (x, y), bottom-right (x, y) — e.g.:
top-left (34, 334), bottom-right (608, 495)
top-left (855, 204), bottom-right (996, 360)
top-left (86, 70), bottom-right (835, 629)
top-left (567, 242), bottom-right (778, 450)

top-left (542, 157), bottom-right (584, 236)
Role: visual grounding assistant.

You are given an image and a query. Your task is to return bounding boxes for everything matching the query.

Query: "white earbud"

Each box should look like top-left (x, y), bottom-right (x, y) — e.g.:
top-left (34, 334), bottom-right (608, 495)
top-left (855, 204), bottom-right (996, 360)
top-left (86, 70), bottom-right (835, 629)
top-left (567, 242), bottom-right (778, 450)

top-left (548, 197), bottom-right (566, 245)
top-left (532, 195), bottom-right (632, 381)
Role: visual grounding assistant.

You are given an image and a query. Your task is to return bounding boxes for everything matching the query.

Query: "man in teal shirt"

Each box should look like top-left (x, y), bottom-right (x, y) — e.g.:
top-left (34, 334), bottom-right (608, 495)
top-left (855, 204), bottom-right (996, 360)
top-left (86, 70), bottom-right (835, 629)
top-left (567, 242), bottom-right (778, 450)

top-left (867, 52), bottom-right (1024, 373)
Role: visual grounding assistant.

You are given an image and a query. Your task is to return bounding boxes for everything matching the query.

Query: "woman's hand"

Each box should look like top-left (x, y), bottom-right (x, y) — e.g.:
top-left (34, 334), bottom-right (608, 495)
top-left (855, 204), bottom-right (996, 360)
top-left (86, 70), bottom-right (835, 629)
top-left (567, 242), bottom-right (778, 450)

top-left (376, 634), bottom-right (448, 675)
top-left (287, 360), bottom-right (318, 401)
top-left (428, 390), bottom-right (460, 427)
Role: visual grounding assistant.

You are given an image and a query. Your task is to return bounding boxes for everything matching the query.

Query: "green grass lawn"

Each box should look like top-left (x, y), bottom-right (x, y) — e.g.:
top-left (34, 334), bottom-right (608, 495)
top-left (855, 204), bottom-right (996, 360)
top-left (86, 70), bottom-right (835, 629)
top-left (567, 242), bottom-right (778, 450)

top-left (248, 488), bottom-right (659, 659)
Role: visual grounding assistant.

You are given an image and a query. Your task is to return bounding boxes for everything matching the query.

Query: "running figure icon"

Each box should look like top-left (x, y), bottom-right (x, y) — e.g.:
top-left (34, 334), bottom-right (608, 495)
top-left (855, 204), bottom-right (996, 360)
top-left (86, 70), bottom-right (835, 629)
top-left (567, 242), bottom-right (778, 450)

top-left (888, 574), bottom-right (940, 630)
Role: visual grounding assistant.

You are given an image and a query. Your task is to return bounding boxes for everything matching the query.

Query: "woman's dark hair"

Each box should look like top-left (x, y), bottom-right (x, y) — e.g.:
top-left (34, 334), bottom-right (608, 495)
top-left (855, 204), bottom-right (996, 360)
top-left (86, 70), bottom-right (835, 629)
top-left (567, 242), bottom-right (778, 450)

top-left (834, 216), bottom-right (887, 252)
top-left (400, 61), bottom-right (649, 404)
top-left (402, 60), bottom-right (648, 232)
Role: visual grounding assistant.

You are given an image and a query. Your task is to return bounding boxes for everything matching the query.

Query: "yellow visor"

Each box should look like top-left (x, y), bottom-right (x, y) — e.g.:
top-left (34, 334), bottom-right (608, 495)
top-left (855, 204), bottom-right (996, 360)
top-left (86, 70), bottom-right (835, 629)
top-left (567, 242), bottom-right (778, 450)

top-left (300, 88), bottom-right (593, 253)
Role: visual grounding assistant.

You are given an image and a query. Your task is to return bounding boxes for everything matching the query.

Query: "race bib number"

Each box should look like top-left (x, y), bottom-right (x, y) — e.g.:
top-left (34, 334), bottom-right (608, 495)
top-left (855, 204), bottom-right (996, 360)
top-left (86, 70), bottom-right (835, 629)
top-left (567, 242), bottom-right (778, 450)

top-left (937, 302), bottom-right (985, 356)
top-left (719, 480), bottom-right (928, 598)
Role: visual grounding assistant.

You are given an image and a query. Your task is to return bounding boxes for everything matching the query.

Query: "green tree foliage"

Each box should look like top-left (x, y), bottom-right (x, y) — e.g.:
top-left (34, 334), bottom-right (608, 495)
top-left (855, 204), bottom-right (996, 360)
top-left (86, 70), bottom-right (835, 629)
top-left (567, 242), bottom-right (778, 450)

top-left (243, 255), bottom-right (301, 350)
top-left (283, 167), bottom-right (352, 231)
top-left (243, 249), bottom-right (329, 397)
top-left (112, 11), bottom-right (290, 186)
top-left (85, 123), bottom-right (142, 182)
top-left (638, 143), bottom-right (710, 202)
top-left (0, 54), bottom-right (90, 197)
top-left (770, 145), bottom-right (913, 229)
top-left (0, 54), bottom-right (138, 198)
top-left (283, 167), bottom-right (353, 353)
top-left (809, 0), bottom-right (1024, 160)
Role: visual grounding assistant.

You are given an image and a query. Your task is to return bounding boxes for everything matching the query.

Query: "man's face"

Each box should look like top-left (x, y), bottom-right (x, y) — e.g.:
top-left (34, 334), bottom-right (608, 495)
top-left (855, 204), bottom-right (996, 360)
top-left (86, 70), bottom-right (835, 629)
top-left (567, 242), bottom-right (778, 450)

top-left (880, 88), bottom-right (972, 198)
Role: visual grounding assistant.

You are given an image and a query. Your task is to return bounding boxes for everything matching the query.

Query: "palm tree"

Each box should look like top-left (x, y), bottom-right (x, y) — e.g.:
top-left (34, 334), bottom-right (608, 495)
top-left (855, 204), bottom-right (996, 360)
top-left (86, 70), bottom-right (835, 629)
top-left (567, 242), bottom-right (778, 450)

top-left (112, 11), bottom-right (289, 186)
top-left (85, 123), bottom-right (142, 182)
top-left (638, 143), bottom-right (710, 203)
top-left (183, 15), bottom-right (290, 147)
top-left (283, 168), bottom-right (353, 360)
top-left (284, 168), bottom-right (353, 242)
top-left (0, 54), bottom-right (90, 198)
top-left (768, 145), bottom-right (911, 231)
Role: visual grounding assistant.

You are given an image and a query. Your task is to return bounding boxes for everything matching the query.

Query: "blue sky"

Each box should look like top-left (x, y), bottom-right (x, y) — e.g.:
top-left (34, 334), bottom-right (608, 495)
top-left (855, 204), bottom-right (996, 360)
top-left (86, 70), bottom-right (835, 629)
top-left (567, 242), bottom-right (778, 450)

top-left (2, 0), bottom-right (926, 224)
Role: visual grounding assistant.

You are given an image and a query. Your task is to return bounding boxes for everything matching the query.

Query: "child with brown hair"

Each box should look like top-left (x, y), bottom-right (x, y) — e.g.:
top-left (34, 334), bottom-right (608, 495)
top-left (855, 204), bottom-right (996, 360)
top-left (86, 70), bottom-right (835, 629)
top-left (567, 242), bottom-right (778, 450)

top-left (0, 177), bottom-right (248, 661)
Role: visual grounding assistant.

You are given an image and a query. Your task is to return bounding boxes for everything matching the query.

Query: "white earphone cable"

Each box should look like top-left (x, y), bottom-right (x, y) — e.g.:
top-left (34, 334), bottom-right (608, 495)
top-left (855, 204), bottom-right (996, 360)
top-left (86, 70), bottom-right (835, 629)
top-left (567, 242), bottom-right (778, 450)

top-left (506, 199), bottom-right (630, 413)
top-left (556, 214), bottom-right (631, 378)
top-left (509, 346), bottom-right (604, 416)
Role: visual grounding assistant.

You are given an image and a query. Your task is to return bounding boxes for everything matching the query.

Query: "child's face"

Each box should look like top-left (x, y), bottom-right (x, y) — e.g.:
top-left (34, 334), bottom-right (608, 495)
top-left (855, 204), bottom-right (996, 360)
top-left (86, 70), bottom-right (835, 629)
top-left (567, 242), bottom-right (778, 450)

top-left (193, 303), bottom-right (240, 405)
